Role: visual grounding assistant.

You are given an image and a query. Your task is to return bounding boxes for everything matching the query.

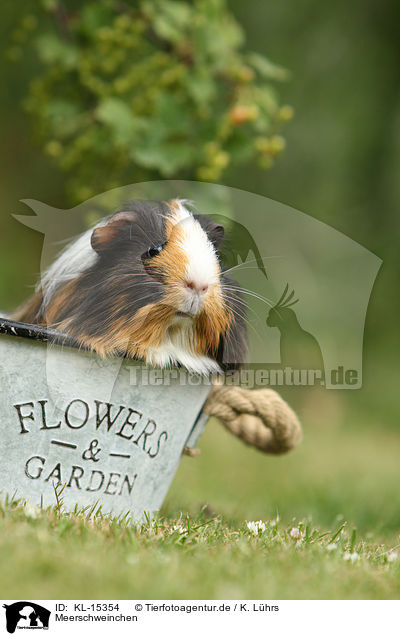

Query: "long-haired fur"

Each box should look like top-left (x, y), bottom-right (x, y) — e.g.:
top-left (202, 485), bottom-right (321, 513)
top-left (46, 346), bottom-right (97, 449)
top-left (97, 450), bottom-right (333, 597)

top-left (15, 200), bottom-right (247, 373)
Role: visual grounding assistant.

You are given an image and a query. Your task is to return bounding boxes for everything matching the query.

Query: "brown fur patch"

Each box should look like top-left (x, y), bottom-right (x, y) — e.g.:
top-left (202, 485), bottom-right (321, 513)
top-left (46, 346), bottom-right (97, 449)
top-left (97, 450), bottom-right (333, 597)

top-left (148, 202), bottom-right (189, 285)
top-left (91, 211), bottom-right (136, 252)
top-left (14, 199), bottom-right (234, 366)
top-left (44, 279), bottom-right (79, 328)
top-left (64, 302), bottom-right (176, 360)
top-left (13, 290), bottom-right (45, 324)
top-left (195, 302), bottom-right (231, 356)
top-left (140, 200), bottom-right (231, 359)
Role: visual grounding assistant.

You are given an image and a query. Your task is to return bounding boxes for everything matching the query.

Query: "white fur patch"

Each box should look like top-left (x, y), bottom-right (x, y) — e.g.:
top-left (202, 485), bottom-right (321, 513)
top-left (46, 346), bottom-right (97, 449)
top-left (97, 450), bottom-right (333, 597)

top-left (39, 201), bottom-right (222, 372)
top-left (40, 225), bottom-right (101, 307)
top-left (148, 347), bottom-right (221, 375)
top-left (147, 200), bottom-right (223, 372)
top-left (171, 200), bottom-right (220, 315)
top-left (147, 334), bottom-right (221, 374)
top-left (146, 311), bottom-right (221, 375)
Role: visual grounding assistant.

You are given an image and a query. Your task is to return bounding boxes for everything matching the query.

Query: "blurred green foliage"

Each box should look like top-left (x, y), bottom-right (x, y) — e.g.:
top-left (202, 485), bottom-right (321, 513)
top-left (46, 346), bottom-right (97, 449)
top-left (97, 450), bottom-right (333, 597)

top-left (8, 0), bottom-right (291, 202)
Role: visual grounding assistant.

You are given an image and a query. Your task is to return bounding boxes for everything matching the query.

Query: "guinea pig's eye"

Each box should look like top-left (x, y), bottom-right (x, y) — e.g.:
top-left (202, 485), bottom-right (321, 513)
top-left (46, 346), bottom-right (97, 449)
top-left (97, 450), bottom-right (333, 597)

top-left (142, 244), bottom-right (164, 260)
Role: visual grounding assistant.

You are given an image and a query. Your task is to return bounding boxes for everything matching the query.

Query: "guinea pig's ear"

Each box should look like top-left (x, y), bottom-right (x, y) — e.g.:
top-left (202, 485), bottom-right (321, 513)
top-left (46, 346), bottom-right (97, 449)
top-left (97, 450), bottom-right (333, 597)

top-left (208, 223), bottom-right (225, 248)
top-left (91, 212), bottom-right (136, 252)
top-left (194, 214), bottom-right (225, 249)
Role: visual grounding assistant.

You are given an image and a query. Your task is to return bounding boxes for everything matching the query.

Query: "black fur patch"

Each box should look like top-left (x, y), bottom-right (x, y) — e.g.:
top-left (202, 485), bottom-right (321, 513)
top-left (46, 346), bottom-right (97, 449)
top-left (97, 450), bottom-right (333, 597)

top-left (50, 201), bottom-right (169, 339)
top-left (36, 200), bottom-right (248, 365)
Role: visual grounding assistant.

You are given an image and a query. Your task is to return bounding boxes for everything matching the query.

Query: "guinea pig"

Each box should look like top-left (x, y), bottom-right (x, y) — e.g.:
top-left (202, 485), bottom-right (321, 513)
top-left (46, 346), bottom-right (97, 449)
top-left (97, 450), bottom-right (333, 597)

top-left (14, 199), bottom-right (247, 374)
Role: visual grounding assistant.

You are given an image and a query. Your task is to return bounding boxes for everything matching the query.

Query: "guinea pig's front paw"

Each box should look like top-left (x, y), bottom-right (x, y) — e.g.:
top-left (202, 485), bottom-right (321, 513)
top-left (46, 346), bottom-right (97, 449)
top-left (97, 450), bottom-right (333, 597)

top-left (146, 346), bottom-right (221, 375)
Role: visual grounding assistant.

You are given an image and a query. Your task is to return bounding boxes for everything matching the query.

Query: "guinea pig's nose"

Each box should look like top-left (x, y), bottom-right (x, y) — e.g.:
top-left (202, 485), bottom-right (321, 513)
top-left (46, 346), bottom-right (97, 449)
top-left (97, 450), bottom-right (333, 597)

top-left (184, 280), bottom-right (209, 295)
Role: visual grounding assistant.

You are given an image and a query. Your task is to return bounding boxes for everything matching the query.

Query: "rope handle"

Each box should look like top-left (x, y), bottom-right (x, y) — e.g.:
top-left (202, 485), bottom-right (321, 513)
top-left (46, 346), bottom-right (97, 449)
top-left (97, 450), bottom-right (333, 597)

top-left (201, 383), bottom-right (302, 454)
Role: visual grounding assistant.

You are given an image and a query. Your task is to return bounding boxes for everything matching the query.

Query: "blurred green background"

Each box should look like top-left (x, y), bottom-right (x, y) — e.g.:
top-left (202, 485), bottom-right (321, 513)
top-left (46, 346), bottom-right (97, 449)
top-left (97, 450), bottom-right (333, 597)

top-left (0, 1), bottom-right (399, 539)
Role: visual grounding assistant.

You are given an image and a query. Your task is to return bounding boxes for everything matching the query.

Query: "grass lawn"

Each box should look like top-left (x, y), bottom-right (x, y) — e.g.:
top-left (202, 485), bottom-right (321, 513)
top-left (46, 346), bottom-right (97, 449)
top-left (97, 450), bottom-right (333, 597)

top-left (0, 389), bottom-right (399, 600)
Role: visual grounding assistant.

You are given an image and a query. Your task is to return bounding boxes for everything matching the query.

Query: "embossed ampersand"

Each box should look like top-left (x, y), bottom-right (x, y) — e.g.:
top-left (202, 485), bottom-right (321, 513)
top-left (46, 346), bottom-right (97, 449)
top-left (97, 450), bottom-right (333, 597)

top-left (82, 438), bottom-right (101, 462)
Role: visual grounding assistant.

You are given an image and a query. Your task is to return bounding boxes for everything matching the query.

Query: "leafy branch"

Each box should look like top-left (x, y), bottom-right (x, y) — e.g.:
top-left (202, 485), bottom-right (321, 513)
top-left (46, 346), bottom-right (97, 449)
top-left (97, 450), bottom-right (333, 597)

top-left (9, 0), bottom-right (293, 203)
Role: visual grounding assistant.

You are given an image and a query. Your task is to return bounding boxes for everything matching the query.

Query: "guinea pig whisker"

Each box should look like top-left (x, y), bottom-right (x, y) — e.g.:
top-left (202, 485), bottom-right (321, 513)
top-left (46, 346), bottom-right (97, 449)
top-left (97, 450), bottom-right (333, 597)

top-left (221, 285), bottom-right (274, 308)
top-left (108, 272), bottom-right (159, 277)
top-left (224, 313), bottom-right (261, 350)
top-left (116, 292), bottom-right (164, 308)
top-left (222, 294), bottom-right (248, 309)
top-left (121, 277), bottom-right (163, 286)
top-left (220, 295), bottom-right (262, 343)
top-left (239, 290), bottom-right (274, 308)
top-left (221, 255), bottom-right (283, 276)
top-left (221, 296), bottom-right (247, 316)
top-left (226, 305), bottom-right (258, 338)
top-left (221, 293), bottom-right (254, 319)
top-left (223, 284), bottom-right (274, 306)
top-left (108, 273), bottom-right (161, 282)
top-left (223, 265), bottom-right (273, 274)
top-left (222, 293), bottom-right (256, 319)
top-left (82, 274), bottom-right (162, 292)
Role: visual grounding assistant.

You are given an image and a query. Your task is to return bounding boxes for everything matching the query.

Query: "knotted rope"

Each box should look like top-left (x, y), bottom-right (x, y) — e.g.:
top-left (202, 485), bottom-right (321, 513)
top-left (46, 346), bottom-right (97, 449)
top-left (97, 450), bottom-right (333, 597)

top-left (201, 383), bottom-right (302, 454)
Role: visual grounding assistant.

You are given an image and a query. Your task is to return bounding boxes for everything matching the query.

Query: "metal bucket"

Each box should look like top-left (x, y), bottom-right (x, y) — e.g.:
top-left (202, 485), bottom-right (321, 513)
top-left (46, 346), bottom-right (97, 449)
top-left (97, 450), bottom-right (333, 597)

top-left (0, 319), bottom-right (211, 521)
